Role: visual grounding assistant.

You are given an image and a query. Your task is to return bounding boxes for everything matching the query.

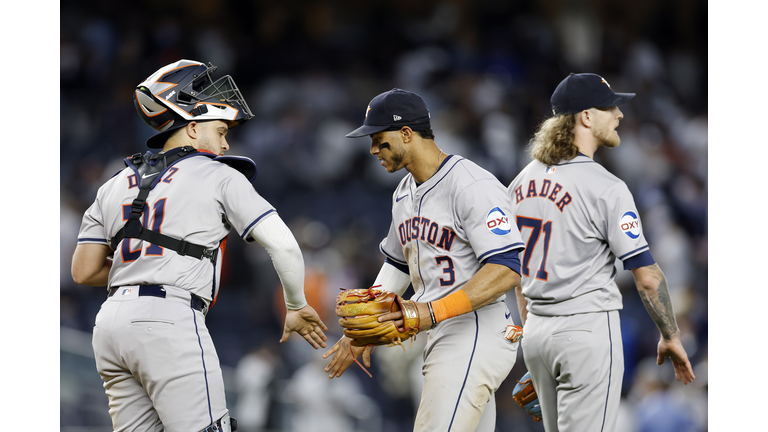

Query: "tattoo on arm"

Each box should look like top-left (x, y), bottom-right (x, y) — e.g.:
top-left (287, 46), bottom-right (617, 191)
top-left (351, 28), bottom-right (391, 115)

top-left (637, 265), bottom-right (680, 339)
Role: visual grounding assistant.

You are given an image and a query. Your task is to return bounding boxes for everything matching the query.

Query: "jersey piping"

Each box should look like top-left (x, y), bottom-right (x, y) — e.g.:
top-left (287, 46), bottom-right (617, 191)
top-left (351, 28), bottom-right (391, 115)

top-left (241, 209), bottom-right (277, 241)
top-left (477, 244), bottom-right (524, 262)
top-left (600, 311), bottom-right (615, 432)
top-left (380, 245), bottom-right (408, 266)
top-left (553, 152), bottom-right (596, 167)
top-left (413, 156), bottom-right (463, 297)
top-left (192, 310), bottom-right (215, 425)
top-left (78, 237), bottom-right (108, 244)
top-left (447, 311), bottom-right (480, 432)
top-left (617, 245), bottom-right (650, 260)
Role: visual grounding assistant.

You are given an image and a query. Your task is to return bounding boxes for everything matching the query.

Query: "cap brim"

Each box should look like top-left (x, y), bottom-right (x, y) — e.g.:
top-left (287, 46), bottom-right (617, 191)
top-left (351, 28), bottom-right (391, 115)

top-left (345, 124), bottom-right (390, 138)
top-left (596, 92), bottom-right (636, 109)
top-left (146, 121), bottom-right (189, 149)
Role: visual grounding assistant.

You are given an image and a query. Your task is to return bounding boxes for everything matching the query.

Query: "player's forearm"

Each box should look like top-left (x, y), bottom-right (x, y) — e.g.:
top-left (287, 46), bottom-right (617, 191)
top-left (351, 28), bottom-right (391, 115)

top-left (632, 264), bottom-right (680, 340)
top-left (515, 286), bottom-right (528, 325)
top-left (268, 243), bottom-right (308, 310)
top-left (250, 215), bottom-right (307, 310)
top-left (72, 260), bottom-right (112, 286)
top-left (427, 263), bottom-right (518, 325)
top-left (71, 244), bottom-right (113, 286)
top-left (463, 263), bottom-right (519, 309)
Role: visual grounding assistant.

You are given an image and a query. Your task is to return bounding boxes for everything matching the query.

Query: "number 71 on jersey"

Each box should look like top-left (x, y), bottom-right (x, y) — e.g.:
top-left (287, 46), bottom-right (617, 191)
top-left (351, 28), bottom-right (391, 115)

top-left (516, 216), bottom-right (552, 281)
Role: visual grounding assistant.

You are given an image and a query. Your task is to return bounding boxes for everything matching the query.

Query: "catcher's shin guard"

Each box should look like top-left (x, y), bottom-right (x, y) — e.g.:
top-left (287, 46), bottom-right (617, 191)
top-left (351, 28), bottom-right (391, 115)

top-left (200, 413), bottom-right (237, 432)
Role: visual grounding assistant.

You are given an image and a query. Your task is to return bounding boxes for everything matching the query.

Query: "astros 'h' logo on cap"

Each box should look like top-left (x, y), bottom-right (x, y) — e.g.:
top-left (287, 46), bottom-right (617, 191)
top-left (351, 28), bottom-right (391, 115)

top-left (600, 76), bottom-right (611, 88)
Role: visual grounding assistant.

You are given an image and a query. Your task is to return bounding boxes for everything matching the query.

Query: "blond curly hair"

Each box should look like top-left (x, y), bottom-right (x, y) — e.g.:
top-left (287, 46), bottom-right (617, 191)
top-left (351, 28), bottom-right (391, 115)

top-left (527, 114), bottom-right (578, 166)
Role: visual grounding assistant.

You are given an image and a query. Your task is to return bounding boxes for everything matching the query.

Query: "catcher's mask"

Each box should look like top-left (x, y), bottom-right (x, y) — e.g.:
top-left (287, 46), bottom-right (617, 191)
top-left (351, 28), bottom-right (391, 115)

top-left (133, 59), bottom-right (254, 148)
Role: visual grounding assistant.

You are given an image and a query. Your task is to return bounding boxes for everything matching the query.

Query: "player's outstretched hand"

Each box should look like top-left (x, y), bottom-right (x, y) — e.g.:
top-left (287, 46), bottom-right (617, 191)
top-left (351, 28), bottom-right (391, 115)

top-left (280, 304), bottom-right (328, 349)
top-left (322, 335), bottom-right (373, 379)
top-left (657, 336), bottom-right (696, 385)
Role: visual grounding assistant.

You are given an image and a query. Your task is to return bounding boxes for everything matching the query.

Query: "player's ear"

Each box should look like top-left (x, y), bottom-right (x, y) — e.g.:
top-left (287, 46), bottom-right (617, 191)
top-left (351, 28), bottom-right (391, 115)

top-left (400, 126), bottom-right (414, 143)
top-left (577, 110), bottom-right (592, 128)
top-left (186, 121), bottom-right (199, 139)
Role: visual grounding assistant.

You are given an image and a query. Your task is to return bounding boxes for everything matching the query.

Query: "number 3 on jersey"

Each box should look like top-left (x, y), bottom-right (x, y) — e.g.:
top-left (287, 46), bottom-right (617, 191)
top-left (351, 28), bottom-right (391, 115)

top-left (435, 256), bottom-right (455, 286)
top-left (121, 198), bottom-right (167, 262)
top-left (516, 216), bottom-right (552, 281)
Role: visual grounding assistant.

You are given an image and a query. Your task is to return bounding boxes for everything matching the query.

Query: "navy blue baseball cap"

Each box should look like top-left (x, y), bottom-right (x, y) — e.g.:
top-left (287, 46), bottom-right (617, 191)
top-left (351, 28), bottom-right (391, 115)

top-left (550, 73), bottom-right (635, 116)
top-left (346, 88), bottom-right (431, 138)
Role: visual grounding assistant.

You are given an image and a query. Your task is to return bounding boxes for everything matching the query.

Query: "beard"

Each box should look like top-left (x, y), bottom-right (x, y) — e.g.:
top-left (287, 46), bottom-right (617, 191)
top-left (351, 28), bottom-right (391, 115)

top-left (595, 122), bottom-right (620, 148)
top-left (386, 144), bottom-right (407, 172)
top-left (197, 135), bottom-right (214, 153)
top-left (197, 135), bottom-right (224, 155)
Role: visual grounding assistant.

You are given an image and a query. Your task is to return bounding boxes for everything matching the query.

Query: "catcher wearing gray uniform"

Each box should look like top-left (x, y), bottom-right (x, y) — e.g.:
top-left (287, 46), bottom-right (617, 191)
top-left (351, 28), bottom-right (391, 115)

top-left (508, 73), bottom-right (695, 431)
top-left (323, 88), bottom-right (525, 431)
top-left (71, 60), bottom-right (328, 432)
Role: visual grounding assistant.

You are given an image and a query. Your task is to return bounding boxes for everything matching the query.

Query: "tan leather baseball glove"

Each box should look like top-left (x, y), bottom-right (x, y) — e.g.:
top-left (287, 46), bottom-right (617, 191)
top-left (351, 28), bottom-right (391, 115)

top-left (336, 287), bottom-right (421, 348)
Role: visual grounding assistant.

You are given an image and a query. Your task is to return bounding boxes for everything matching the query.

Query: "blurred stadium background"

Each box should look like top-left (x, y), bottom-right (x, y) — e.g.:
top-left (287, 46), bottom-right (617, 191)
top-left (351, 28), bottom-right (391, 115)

top-left (60, 1), bottom-right (708, 431)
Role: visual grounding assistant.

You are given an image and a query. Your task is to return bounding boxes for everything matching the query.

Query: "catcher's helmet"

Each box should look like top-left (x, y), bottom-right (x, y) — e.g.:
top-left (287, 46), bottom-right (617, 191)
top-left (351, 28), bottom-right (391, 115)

top-left (133, 59), bottom-right (254, 148)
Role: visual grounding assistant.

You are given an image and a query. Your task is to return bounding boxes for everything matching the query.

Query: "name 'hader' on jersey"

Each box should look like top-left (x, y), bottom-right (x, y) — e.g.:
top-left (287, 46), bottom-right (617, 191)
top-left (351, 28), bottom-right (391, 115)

top-left (513, 179), bottom-right (573, 212)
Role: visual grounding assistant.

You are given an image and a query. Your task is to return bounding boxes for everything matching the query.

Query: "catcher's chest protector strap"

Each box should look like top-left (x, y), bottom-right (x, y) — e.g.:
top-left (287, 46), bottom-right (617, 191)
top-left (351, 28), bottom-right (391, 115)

top-left (110, 146), bottom-right (218, 263)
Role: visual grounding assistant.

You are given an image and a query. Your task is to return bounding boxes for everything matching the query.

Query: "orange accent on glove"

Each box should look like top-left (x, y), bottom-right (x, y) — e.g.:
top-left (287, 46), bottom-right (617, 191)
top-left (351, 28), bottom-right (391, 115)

top-left (430, 290), bottom-right (472, 324)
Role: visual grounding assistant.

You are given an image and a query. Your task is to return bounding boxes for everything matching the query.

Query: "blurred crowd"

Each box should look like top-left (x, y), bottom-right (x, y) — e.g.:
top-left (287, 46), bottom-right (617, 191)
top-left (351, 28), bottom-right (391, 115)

top-left (60, 0), bottom-right (707, 431)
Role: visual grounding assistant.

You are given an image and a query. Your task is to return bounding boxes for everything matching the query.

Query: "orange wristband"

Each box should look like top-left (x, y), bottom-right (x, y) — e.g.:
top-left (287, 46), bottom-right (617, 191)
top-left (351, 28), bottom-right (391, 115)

top-left (430, 290), bottom-right (473, 324)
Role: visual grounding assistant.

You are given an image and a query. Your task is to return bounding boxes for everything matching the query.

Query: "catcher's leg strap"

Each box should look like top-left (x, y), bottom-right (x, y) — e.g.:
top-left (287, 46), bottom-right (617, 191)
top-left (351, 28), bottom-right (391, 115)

top-left (200, 413), bottom-right (237, 432)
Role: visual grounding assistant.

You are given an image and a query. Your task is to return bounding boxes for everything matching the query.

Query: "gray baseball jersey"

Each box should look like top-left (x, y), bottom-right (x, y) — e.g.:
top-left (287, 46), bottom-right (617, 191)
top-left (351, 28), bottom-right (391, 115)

top-left (78, 153), bottom-right (275, 303)
top-left (78, 151), bottom-right (276, 431)
top-left (380, 155), bottom-right (524, 432)
top-left (380, 155), bottom-right (525, 303)
top-left (508, 154), bottom-right (650, 316)
top-left (508, 154), bottom-right (653, 432)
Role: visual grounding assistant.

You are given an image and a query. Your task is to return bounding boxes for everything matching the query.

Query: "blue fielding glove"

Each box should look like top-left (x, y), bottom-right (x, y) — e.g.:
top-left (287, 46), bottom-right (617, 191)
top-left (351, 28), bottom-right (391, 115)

top-left (512, 371), bottom-right (542, 421)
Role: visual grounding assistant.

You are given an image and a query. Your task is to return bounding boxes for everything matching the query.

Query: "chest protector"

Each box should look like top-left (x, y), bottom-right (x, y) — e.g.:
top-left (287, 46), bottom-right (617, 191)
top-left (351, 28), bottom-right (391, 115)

top-left (109, 146), bottom-right (257, 263)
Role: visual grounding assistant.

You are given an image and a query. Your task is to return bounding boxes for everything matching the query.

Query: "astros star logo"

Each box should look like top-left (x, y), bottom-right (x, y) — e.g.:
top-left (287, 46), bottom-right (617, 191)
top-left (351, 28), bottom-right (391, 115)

top-left (600, 76), bottom-right (611, 88)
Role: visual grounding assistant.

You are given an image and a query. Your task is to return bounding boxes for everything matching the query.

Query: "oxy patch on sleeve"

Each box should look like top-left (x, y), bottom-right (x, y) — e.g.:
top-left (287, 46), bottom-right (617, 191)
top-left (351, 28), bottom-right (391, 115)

top-left (619, 211), bottom-right (641, 239)
top-left (486, 206), bottom-right (512, 236)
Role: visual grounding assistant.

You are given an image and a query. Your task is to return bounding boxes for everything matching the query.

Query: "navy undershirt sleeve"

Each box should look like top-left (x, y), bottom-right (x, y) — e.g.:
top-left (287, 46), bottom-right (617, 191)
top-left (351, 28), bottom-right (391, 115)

top-left (385, 257), bottom-right (410, 275)
top-left (483, 248), bottom-right (522, 276)
top-left (622, 250), bottom-right (655, 270)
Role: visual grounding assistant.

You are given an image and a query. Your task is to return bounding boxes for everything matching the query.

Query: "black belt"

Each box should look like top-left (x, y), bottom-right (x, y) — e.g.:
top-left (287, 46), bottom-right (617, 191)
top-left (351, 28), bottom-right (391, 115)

top-left (108, 285), bottom-right (206, 313)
